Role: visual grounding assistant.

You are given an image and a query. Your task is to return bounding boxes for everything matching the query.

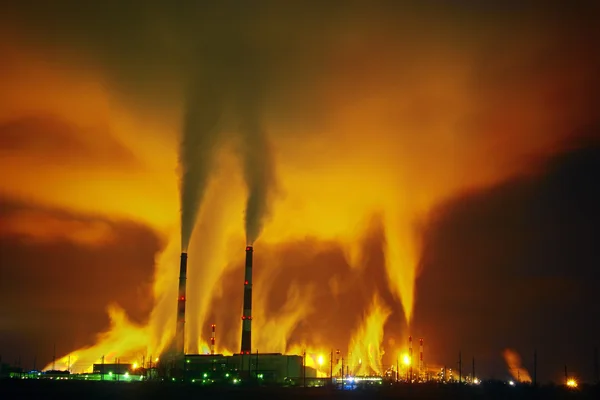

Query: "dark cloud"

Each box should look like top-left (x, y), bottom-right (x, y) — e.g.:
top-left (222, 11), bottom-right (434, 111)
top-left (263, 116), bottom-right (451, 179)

top-left (413, 139), bottom-right (600, 383)
top-left (0, 115), bottom-right (137, 168)
top-left (0, 198), bottom-right (163, 371)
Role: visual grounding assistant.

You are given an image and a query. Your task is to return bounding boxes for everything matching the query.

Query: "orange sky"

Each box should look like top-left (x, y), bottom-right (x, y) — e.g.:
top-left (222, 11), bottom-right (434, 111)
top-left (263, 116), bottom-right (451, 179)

top-left (1, 2), bottom-right (599, 379)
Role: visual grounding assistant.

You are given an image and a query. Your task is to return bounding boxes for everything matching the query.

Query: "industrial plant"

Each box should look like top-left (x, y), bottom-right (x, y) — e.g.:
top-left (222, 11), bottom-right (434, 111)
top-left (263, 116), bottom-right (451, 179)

top-left (172, 245), bottom-right (314, 385)
top-left (2, 244), bottom-right (588, 392)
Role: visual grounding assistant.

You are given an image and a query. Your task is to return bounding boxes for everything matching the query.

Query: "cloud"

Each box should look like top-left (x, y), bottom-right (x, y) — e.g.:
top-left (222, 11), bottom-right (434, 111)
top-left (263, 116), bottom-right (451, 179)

top-left (0, 196), bottom-right (164, 370)
top-left (0, 114), bottom-right (137, 168)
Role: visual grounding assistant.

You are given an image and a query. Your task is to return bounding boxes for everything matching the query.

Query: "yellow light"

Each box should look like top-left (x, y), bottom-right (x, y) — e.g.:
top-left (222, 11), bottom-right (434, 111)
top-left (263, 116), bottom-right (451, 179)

top-left (317, 355), bottom-right (324, 366)
top-left (403, 354), bottom-right (411, 366)
top-left (566, 378), bottom-right (578, 388)
top-left (132, 363), bottom-right (138, 370)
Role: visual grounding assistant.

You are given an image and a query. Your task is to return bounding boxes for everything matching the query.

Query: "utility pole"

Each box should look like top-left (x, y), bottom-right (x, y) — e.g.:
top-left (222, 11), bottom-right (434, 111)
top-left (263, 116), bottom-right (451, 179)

top-left (303, 350), bottom-right (306, 387)
top-left (458, 351), bottom-right (462, 384)
top-left (330, 350), bottom-right (333, 385)
top-left (594, 347), bottom-right (599, 384)
top-left (256, 349), bottom-right (259, 382)
top-left (341, 357), bottom-right (344, 387)
top-left (533, 350), bottom-right (537, 386)
top-left (52, 343), bottom-right (56, 371)
top-left (396, 358), bottom-right (399, 382)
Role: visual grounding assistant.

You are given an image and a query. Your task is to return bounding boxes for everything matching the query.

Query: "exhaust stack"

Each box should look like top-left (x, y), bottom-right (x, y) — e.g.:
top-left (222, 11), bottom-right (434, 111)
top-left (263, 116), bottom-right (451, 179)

top-left (240, 246), bottom-right (253, 354)
top-left (175, 252), bottom-right (188, 355)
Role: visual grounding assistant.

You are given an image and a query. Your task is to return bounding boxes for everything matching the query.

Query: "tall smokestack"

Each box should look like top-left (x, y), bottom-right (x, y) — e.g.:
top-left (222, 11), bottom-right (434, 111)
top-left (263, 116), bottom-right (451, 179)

top-left (210, 324), bottom-right (216, 355)
top-left (241, 246), bottom-right (253, 354)
top-left (175, 252), bottom-right (188, 355)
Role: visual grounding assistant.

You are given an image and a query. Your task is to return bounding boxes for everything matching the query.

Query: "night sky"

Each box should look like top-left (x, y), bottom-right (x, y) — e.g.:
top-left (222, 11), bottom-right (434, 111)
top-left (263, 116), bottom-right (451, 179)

top-left (1, 1), bottom-right (599, 383)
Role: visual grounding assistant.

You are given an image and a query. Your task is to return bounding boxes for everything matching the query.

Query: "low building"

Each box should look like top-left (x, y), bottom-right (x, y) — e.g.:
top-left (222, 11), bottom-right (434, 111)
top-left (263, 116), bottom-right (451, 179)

top-left (184, 353), bottom-right (316, 384)
top-left (93, 363), bottom-right (133, 375)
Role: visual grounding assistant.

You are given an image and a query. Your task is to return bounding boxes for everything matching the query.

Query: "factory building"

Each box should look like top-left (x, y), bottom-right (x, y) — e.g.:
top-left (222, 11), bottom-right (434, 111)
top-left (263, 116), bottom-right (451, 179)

top-left (184, 353), bottom-right (316, 384)
top-left (93, 363), bottom-right (133, 375)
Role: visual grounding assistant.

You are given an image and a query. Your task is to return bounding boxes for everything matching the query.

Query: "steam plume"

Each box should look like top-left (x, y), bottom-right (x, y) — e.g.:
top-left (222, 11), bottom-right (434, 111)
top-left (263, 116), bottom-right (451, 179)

top-left (503, 348), bottom-right (532, 383)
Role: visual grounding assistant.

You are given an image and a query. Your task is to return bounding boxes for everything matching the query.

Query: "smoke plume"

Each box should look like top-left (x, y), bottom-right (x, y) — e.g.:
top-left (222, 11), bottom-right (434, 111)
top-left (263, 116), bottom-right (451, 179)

top-left (240, 118), bottom-right (275, 245)
top-left (179, 75), bottom-right (222, 251)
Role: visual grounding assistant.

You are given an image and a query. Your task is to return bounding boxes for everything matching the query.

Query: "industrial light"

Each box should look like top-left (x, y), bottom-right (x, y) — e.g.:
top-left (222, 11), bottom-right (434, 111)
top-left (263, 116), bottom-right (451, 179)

top-left (508, 380), bottom-right (515, 386)
top-left (403, 355), bottom-right (411, 366)
top-left (567, 378), bottom-right (578, 388)
top-left (318, 355), bottom-right (324, 366)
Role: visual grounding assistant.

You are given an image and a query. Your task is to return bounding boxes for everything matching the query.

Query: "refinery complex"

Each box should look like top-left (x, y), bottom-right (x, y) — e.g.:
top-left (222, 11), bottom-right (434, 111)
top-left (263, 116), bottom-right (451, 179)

top-left (0, 243), bottom-right (588, 393)
top-left (1, 245), bottom-right (450, 387)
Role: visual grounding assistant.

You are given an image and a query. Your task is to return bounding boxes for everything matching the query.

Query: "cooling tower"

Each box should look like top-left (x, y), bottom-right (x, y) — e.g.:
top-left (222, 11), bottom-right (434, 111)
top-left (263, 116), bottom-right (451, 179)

top-left (175, 252), bottom-right (188, 355)
top-left (240, 246), bottom-right (253, 354)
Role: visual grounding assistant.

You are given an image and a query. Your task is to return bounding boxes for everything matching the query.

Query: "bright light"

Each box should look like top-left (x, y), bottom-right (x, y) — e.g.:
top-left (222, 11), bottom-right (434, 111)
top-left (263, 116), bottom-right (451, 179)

top-left (566, 379), bottom-right (578, 388)
top-left (132, 363), bottom-right (138, 370)
top-left (203, 373), bottom-right (208, 378)
top-left (108, 372), bottom-right (113, 376)
top-left (508, 380), bottom-right (515, 386)
top-left (318, 355), bottom-right (324, 366)
top-left (233, 378), bottom-right (239, 384)
top-left (473, 378), bottom-right (480, 385)
top-left (124, 372), bottom-right (129, 378)
top-left (402, 354), bottom-right (411, 366)
top-left (155, 358), bottom-right (159, 362)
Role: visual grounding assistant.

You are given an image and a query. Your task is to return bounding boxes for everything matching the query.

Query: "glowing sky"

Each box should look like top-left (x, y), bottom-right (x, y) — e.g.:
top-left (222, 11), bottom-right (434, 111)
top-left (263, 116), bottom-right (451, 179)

top-left (1, 1), bottom-right (599, 382)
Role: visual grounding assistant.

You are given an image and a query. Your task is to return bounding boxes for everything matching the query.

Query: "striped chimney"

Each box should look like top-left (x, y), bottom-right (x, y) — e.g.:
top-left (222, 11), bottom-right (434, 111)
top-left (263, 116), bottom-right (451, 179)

top-left (240, 246), bottom-right (253, 354)
top-left (210, 324), bottom-right (216, 355)
top-left (175, 252), bottom-right (188, 355)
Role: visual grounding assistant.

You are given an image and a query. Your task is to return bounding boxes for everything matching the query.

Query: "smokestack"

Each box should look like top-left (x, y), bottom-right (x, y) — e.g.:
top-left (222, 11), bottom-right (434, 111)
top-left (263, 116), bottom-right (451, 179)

top-left (175, 252), bottom-right (188, 355)
top-left (241, 246), bottom-right (253, 354)
top-left (210, 324), bottom-right (216, 355)
top-left (419, 338), bottom-right (424, 378)
top-left (409, 335), bottom-right (413, 381)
